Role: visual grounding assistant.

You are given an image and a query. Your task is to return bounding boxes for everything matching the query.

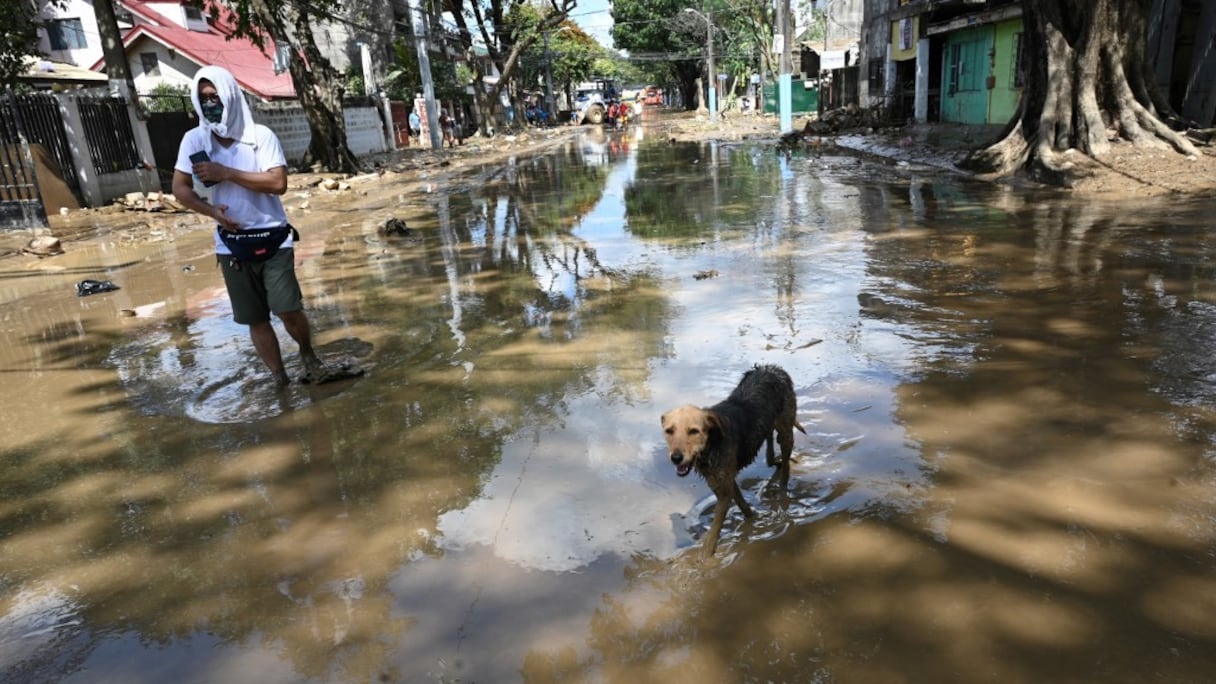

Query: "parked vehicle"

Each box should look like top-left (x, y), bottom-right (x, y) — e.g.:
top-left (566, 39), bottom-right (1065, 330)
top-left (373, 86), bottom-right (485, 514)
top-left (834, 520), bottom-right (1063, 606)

top-left (572, 78), bottom-right (618, 125)
top-left (643, 86), bottom-right (663, 106)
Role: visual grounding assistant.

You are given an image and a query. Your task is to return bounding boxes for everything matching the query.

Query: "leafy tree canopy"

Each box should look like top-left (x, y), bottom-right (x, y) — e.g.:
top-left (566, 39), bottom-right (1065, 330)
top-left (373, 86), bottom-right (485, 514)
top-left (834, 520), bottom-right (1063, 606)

top-left (613, 0), bottom-right (772, 104)
top-left (442, 0), bottom-right (576, 132)
top-left (1, 1), bottom-right (62, 88)
top-left (219, 0), bottom-right (360, 171)
top-left (612, 0), bottom-right (704, 102)
top-left (549, 22), bottom-right (601, 89)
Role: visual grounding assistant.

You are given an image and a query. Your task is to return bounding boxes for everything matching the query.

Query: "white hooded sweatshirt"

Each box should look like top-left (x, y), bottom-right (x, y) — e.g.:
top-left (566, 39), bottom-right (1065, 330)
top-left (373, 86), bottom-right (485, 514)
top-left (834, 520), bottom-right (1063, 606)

top-left (174, 66), bottom-right (291, 252)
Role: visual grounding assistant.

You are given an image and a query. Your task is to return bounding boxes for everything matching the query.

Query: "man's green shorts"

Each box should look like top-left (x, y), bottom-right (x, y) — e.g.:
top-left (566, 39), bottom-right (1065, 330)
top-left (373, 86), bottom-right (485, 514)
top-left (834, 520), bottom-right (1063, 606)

top-left (218, 248), bottom-right (303, 324)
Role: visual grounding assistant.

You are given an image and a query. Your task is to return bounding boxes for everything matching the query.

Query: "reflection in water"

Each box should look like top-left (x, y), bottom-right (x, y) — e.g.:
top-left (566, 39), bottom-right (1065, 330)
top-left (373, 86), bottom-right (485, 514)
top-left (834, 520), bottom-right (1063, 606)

top-left (1, 129), bottom-right (1216, 682)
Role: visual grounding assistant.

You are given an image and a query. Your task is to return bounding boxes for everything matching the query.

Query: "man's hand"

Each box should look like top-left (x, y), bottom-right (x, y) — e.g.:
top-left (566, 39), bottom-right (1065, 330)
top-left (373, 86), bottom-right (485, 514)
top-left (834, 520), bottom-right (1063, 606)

top-left (171, 170), bottom-right (241, 232)
top-left (212, 204), bottom-right (239, 232)
top-left (192, 160), bottom-right (229, 186)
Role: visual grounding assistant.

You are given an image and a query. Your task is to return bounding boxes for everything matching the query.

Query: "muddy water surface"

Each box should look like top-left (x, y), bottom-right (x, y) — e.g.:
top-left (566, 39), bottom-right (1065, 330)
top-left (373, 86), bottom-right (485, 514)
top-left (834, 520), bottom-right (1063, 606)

top-left (2, 125), bottom-right (1216, 683)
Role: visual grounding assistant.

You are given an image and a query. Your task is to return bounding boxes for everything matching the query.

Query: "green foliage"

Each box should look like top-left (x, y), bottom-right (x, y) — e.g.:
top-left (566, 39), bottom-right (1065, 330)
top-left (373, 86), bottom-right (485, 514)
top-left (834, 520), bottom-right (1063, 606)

top-left (549, 22), bottom-right (600, 87)
top-left (0, 0), bottom-right (57, 88)
top-left (140, 82), bottom-right (191, 114)
top-left (498, 18), bottom-right (607, 107)
top-left (383, 38), bottom-right (421, 101)
top-left (345, 66), bottom-right (365, 97)
top-left (611, 0), bottom-right (713, 105)
top-left (798, 1), bottom-right (826, 46)
top-left (432, 60), bottom-right (466, 104)
top-left (612, 0), bottom-right (774, 99)
top-left (611, 0), bottom-right (702, 57)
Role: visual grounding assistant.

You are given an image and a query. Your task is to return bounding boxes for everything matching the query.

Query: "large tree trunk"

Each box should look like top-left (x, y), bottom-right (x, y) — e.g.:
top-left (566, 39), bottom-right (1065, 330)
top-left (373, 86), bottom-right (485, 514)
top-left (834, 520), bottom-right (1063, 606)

top-left (246, 0), bottom-right (360, 173)
top-left (288, 7), bottom-right (361, 173)
top-left (962, 0), bottom-right (1198, 185)
top-left (675, 62), bottom-right (701, 111)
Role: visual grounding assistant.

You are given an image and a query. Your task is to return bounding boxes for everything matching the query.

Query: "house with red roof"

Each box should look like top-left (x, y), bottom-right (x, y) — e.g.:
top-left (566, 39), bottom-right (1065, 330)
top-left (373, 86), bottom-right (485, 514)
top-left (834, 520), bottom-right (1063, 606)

top-left (36, 0), bottom-right (373, 101)
top-left (88, 0), bottom-right (296, 100)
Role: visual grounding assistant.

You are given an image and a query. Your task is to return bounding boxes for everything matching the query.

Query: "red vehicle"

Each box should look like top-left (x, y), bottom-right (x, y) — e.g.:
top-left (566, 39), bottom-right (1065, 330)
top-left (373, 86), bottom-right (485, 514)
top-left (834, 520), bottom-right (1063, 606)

top-left (643, 86), bottom-right (663, 106)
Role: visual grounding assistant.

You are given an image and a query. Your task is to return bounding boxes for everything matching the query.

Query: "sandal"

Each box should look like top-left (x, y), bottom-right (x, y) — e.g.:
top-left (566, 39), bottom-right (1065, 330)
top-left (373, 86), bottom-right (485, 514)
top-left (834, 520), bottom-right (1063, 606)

top-left (300, 359), bottom-right (365, 385)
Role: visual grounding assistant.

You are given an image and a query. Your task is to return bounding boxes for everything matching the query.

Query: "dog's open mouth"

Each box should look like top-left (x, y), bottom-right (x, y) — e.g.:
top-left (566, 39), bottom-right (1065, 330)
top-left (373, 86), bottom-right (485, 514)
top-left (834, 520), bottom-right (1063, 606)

top-left (675, 462), bottom-right (693, 477)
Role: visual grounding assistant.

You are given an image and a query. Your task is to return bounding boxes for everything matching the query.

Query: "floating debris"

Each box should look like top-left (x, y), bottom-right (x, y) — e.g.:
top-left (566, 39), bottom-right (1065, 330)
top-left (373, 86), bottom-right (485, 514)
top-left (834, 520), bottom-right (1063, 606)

top-left (380, 218), bottom-right (411, 237)
top-left (76, 279), bottom-right (120, 297)
top-left (20, 237), bottom-right (64, 257)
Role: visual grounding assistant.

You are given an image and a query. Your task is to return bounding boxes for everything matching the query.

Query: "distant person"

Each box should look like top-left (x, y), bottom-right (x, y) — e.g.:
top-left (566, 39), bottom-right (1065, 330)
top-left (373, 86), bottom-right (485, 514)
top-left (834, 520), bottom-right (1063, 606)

top-left (171, 66), bottom-right (351, 386)
top-left (439, 109), bottom-right (458, 148)
top-left (408, 109), bottom-right (421, 143)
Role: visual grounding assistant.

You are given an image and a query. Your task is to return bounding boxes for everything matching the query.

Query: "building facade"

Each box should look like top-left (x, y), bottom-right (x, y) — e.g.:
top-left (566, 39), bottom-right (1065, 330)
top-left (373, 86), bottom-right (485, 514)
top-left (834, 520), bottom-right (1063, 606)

top-left (860, 0), bottom-right (1216, 127)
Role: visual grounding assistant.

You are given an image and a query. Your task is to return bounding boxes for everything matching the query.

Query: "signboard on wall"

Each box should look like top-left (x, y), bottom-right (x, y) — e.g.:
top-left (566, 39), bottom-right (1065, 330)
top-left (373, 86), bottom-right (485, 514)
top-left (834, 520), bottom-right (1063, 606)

top-left (899, 17), bottom-right (914, 51)
top-left (890, 17), bottom-right (919, 61)
top-left (821, 50), bottom-right (847, 71)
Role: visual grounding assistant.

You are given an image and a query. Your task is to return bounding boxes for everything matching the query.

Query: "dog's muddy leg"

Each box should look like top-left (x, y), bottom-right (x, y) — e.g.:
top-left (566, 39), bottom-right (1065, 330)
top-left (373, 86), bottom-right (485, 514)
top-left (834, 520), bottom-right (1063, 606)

top-left (732, 481), bottom-right (755, 519)
top-left (768, 462), bottom-right (791, 490)
top-left (703, 482), bottom-right (753, 557)
top-left (704, 498), bottom-right (730, 557)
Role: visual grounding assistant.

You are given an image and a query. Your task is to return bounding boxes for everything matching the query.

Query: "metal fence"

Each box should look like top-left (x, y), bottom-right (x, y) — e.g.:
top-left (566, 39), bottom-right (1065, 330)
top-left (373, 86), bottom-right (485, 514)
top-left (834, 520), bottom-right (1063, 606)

top-left (0, 92), bottom-right (53, 228)
top-left (0, 92), bottom-right (80, 198)
top-left (78, 95), bottom-right (142, 173)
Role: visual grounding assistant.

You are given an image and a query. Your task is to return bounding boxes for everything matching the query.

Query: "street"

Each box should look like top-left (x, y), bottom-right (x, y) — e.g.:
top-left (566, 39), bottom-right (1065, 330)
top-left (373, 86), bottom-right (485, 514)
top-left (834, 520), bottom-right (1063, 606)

top-left (2, 116), bottom-right (1216, 682)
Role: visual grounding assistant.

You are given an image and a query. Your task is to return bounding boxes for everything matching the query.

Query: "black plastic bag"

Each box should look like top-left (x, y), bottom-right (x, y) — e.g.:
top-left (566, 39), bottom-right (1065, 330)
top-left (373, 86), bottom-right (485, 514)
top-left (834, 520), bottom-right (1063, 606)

top-left (77, 280), bottom-right (120, 297)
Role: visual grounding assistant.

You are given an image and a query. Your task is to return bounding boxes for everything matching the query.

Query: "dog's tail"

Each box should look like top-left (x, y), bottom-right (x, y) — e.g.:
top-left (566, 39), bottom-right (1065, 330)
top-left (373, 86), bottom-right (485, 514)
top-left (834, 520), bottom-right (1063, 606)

top-left (794, 420), bottom-right (806, 434)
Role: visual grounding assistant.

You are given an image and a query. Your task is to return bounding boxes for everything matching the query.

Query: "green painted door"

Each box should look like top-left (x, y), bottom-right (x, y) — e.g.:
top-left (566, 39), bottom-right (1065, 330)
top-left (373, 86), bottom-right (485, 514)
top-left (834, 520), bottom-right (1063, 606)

top-left (762, 80), bottom-right (819, 114)
top-left (940, 28), bottom-right (990, 124)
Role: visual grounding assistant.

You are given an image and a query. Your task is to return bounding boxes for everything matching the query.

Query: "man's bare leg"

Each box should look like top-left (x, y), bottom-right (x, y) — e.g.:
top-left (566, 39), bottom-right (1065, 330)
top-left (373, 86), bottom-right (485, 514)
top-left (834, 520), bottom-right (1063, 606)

top-left (278, 309), bottom-right (332, 381)
top-left (249, 320), bottom-right (290, 386)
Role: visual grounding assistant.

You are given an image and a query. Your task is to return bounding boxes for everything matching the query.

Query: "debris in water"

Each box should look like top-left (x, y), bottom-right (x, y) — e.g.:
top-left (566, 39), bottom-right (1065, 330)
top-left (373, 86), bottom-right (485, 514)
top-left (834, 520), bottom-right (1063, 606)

top-left (76, 279), bottom-right (120, 297)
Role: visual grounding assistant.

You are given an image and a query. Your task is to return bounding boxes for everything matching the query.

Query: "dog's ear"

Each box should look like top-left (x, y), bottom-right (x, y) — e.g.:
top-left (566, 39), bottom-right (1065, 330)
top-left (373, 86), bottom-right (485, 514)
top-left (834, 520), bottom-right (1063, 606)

top-left (660, 411), bottom-right (669, 428)
top-left (704, 410), bottom-right (724, 434)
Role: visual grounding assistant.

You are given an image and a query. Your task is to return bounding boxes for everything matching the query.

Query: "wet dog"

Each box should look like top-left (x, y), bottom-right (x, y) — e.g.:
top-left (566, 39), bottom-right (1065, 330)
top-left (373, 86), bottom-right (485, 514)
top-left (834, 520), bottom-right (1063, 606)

top-left (661, 364), bottom-right (805, 557)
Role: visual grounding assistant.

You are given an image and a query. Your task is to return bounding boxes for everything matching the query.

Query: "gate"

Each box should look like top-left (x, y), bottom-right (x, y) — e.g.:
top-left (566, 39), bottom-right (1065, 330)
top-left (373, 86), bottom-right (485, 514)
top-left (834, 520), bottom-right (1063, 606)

top-left (389, 100), bottom-right (412, 147)
top-left (145, 112), bottom-right (196, 191)
top-left (0, 92), bottom-right (82, 226)
top-left (0, 138), bottom-right (47, 229)
top-left (143, 93), bottom-right (197, 191)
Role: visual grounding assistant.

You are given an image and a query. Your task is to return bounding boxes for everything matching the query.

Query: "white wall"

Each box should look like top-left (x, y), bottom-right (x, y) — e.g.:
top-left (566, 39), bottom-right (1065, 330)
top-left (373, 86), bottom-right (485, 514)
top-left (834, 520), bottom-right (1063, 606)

top-left (142, 1), bottom-right (209, 31)
top-left (37, 0), bottom-right (105, 68)
top-left (254, 103), bottom-right (388, 163)
top-left (127, 37), bottom-right (197, 92)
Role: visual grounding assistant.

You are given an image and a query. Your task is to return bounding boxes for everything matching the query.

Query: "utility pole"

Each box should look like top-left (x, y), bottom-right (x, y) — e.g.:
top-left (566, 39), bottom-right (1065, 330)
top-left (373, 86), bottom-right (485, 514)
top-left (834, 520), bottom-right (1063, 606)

top-left (778, 0), bottom-right (793, 132)
top-left (407, 0), bottom-right (443, 149)
top-left (544, 31), bottom-right (555, 116)
top-left (94, 0), bottom-right (143, 117)
top-left (707, 4), bottom-right (717, 122)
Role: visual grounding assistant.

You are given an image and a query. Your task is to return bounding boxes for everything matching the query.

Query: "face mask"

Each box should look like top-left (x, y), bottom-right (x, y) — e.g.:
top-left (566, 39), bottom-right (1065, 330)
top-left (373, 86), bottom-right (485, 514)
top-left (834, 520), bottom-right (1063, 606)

top-left (201, 101), bottom-right (224, 124)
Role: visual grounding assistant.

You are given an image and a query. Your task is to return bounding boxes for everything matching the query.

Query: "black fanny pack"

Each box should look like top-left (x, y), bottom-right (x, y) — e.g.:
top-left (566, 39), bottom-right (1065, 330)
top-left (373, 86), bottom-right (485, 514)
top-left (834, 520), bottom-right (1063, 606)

top-left (217, 225), bottom-right (299, 262)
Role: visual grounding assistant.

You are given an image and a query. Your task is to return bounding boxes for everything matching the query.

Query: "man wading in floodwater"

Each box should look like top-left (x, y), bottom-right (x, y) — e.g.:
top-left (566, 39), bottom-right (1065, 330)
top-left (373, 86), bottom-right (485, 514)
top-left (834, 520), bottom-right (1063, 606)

top-left (171, 65), bottom-right (356, 386)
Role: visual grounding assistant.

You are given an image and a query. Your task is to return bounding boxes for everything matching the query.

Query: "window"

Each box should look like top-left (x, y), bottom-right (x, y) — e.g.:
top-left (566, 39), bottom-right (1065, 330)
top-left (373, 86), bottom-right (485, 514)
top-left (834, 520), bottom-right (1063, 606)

top-left (869, 59), bottom-right (885, 94)
top-left (1012, 33), bottom-right (1026, 88)
top-left (184, 5), bottom-right (203, 21)
top-left (140, 52), bottom-right (160, 76)
top-left (47, 18), bottom-right (87, 50)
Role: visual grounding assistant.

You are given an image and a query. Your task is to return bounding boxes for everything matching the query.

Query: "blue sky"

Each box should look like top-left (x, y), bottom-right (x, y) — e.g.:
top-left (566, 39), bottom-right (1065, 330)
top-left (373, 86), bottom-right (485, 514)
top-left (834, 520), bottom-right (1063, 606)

top-left (570, 0), bottom-right (615, 48)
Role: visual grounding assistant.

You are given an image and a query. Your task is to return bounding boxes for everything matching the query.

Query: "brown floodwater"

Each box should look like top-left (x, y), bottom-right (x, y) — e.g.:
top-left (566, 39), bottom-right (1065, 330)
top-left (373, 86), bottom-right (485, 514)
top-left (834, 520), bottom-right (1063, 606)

top-left (2, 123), bottom-right (1216, 683)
